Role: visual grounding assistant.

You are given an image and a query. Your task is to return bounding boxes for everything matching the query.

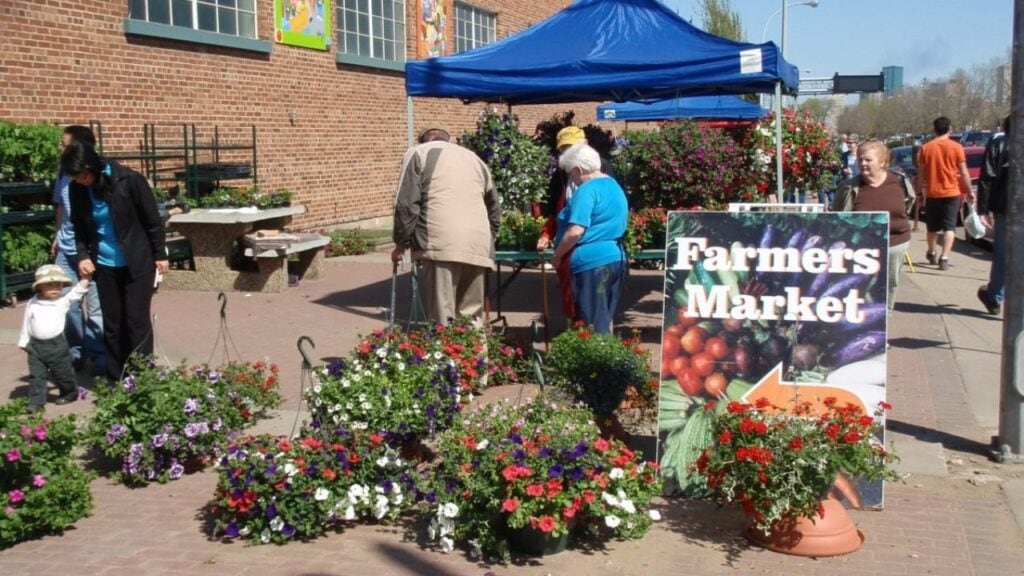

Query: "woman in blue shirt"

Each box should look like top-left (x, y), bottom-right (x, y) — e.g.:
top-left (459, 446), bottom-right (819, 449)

top-left (551, 143), bottom-right (628, 334)
top-left (61, 140), bottom-right (168, 382)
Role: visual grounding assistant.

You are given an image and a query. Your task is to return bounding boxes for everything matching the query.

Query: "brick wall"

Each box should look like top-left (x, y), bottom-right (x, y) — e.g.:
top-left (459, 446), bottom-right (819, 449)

top-left (0, 0), bottom-right (598, 230)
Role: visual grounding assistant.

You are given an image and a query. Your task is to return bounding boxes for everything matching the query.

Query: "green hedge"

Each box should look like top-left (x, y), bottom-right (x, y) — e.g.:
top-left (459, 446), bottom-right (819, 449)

top-left (0, 120), bottom-right (62, 184)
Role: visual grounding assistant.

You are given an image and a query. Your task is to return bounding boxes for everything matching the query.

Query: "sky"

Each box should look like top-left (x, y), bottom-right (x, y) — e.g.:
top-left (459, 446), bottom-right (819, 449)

top-left (667, 0), bottom-right (1014, 88)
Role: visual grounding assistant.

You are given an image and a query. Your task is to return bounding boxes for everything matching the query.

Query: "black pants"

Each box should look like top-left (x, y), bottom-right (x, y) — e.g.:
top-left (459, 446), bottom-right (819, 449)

top-left (26, 335), bottom-right (76, 407)
top-left (94, 265), bottom-right (155, 381)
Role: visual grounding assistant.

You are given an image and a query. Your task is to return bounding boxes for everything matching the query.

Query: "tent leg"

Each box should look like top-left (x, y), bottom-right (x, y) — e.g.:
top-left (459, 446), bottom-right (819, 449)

top-left (774, 80), bottom-right (784, 203)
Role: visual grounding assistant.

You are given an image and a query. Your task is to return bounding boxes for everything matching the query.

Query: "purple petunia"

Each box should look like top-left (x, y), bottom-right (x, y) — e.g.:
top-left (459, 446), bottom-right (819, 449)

top-left (281, 524), bottom-right (296, 537)
top-left (207, 371), bottom-right (221, 383)
top-left (266, 503), bottom-right (277, 518)
top-left (151, 433), bottom-right (169, 448)
top-left (183, 398), bottom-right (199, 415)
top-left (169, 463), bottom-right (185, 480)
top-left (106, 424), bottom-right (128, 445)
top-left (122, 375), bottom-right (136, 392)
top-left (224, 522), bottom-right (240, 538)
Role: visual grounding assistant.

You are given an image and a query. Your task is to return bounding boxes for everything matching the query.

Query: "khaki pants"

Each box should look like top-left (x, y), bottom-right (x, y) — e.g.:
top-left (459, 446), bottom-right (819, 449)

top-left (419, 260), bottom-right (487, 325)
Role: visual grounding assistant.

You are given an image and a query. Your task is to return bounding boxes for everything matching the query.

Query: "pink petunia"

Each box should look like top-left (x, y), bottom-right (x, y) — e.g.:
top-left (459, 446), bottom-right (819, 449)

top-left (32, 475), bottom-right (47, 488)
top-left (34, 426), bottom-right (47, 441)
top-left (5, 449), bottom-right (20, 462)
top-left (8, 489), bottom-right (25, 503)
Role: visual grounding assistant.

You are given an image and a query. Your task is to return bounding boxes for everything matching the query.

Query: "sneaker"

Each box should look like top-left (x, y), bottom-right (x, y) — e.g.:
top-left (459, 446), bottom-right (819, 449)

top-left (25, 404), bottom-right (44, 415)
top-left (54, 392), bottom-right (78, 405)
top-left (938, 257), bottom-right (949, 270)
top-left (926, 250), bottom-right (938, 265)
top-left (977, 286), bottom-right (1001, 315)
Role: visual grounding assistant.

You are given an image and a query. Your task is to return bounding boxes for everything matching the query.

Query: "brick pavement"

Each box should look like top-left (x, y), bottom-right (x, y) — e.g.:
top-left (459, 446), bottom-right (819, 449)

top-left (2, 233), bottom-right (1024, 575)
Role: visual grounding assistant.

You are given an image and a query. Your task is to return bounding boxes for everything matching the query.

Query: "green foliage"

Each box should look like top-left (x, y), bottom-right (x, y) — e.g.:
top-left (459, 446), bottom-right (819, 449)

top-left (2, 222), bottom-right (55, 273)
top-left (326, 229), bottom-right (371, 257)
top-left (623, 207), bottom-right (668, 256)
top-left (699, 0), bottom-right (744, 41)
top-left (85, 358), bottom-right (283, 486)
top-left (496, 211), bottom-right (546, 251)
top-left (209, 428), bottom-right (419, 544)
top-left (613, 122), bottom-right (760, 210)
top-left (424, 399), bottom-right (662, 562)
top-left (0, 121), bottom-right (61, 184)
top-left (198, 186), bottom-right (291, 209)
top-left (458, 108), bottom-right (551, 212)
top-left (545, 325), bottom-right (652, 416)
top-left (1, 400), bottom-right (95, 549)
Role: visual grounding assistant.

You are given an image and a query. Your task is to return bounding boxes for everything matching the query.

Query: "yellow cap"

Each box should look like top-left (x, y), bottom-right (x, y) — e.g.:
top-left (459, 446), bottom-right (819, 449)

top-left (556, 126), bottom-right (586, 150)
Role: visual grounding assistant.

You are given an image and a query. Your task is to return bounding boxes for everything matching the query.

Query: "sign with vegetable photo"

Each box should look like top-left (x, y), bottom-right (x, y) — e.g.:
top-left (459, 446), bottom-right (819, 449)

top-left (658, 211), bottom-right (890, 508)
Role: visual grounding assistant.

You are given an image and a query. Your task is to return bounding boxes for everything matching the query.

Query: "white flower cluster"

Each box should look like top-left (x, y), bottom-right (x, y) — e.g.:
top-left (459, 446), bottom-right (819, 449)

top-left (427, 502), bottom-right (460, 553)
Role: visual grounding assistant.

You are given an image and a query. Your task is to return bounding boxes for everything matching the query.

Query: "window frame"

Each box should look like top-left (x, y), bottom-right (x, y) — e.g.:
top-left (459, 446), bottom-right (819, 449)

top-left (124, 0), bottom-right (271, 54)
top-left (453, 1), bottom-right (495, 54)
top-left (335, 0), bottom-right (406, 72)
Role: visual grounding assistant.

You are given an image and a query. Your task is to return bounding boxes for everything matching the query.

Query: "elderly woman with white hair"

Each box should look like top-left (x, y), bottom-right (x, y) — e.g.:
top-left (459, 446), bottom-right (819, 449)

top-left (550, 142), bottom-right (629, 334)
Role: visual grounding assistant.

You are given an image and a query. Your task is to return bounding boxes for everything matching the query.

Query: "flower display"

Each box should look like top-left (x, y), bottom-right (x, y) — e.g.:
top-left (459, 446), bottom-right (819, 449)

top-left (458, 107), bottom-right (551, 212)
top-left (209, 425), bottom-right (420, 544)
top-left (424, 399), bottom-right (662, 562)
top-left (623, 207), bottom-right (668, 256)
top-left (612, 121), bottom-right (760, 210)
top-left (496, 211), bottom-right (547, 251)
top-left (745, 109), bottom-right (841, 198)
top-left (0, 401), bottom-right (94, 549)
top-left (694, 397), bottom-right (900, 534)
top-left (544, 324), bottom-right (653, 417)
top-left (86, 358), bottom-right (283, 485)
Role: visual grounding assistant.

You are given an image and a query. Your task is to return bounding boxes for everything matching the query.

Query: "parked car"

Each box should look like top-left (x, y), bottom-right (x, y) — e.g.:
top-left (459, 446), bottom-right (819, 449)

top-left (889, 145), bottom-right (917, 179)
top-left (959, 131), bottom-right (993, 148)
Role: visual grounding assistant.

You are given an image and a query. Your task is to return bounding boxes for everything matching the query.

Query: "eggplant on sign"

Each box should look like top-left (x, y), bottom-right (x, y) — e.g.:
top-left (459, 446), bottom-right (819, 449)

top-left (657, 211), bottom-right (890, 507)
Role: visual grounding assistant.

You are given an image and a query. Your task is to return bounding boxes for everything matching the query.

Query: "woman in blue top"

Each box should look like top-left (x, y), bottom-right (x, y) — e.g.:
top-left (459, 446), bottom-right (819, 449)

top-left (61, 140), bottom-right (168, 382)
top-left (551, 143), bottom-right (628, 334)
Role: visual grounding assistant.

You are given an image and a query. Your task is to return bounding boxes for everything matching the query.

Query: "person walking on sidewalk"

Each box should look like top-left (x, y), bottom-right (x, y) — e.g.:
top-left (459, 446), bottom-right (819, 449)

top-left (976, 115), bottom-right (1011, 315)
top-left (391, 126), bottom-right (501, 325)
top-left (918, 116), bottom-right (974, 270)
top-left (51, 125), bottom-right (105, 373)
top-left (18, 265), bottom-right (90, 413)
top-left (831, 139), bottom-right (915, 316)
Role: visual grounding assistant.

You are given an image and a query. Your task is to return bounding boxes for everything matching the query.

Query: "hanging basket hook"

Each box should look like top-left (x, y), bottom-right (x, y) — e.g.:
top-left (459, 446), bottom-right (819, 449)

top-left (218, 292), bottom-right (228, 319)
top-left (297, 336), bottom-right (316, 371)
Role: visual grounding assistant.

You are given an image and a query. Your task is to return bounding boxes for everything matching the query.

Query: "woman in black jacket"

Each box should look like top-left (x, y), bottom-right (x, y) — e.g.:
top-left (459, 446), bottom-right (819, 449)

top-left (60, 140), bottom-right (168, 381)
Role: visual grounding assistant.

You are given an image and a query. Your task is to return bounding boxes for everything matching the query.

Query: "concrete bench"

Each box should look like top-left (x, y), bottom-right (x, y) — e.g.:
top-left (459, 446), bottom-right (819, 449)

top-left (243, 233), bottom-right (329, 290)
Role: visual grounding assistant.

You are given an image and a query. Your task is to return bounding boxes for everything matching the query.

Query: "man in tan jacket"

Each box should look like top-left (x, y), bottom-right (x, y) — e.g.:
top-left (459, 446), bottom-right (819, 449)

top-left (391, 127), bottom-right (501, 324)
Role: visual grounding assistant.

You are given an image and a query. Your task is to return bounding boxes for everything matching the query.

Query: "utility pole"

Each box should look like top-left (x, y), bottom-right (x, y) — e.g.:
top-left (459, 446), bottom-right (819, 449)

top-left (994, 0), bottom-right (1024, 462)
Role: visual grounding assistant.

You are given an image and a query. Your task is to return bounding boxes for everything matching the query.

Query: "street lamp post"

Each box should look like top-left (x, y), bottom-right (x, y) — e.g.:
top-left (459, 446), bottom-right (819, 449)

top-left (762, 0), bottom-right (819, 202)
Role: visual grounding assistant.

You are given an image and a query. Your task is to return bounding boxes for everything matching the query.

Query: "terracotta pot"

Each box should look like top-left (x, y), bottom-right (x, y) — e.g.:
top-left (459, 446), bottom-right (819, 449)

top-left (746, 496), bottom-right (864, 557)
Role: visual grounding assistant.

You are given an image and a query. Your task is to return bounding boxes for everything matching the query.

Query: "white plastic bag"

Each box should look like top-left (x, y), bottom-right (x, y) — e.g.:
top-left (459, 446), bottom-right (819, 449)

top-left (964, 202), bottom-right (986, 239)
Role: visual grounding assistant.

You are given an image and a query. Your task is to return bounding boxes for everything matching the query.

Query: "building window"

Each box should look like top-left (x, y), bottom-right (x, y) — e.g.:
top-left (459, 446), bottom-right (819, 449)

top-left (454, 2), bottom-right (495, 53)
top-left (337, 0), bottom-right (406, 63)
top-left (129, 0), bottom-right (257, 38)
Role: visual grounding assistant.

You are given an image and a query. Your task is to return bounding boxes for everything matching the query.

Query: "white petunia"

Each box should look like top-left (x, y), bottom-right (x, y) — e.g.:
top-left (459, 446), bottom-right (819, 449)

top-left (601, 491), bottom-right (620, 507)
top-left (260, 528), bottom-right (270, 543)
top-left (609, 467), bottom-right (625, 480)
top-left (648, 510), bottom-right (662, 521)
top-left (605, 515), bottom-right (621, 528)
top-left (270, 517), bottom-right (284, 532)
top-left (440, 536), bottom-right (455, 553)
top-left (313, 384), bottom-right (322, 394)
top-left (344, 505), bottom-right (356, 521)
top-left (475, 439), bottom-right (489, 451)
top-left (441, 502), bottom-right (459, 518)
top-left (314, 487), bottom-right (330, 501)
top-left (374, 495), bottom-right (390, 519)
top-left (283, 463), bottom-right (298, 477)
top-left (239, 526), bottom-right (251, 536)
top-left (376, 456), bottom-right (389, 467)
top-left (620, 499), bottom-right (636, 514)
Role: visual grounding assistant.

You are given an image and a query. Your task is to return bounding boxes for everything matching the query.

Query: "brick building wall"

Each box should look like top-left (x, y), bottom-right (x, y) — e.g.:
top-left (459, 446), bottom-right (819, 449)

top-left (0, 0), bottom-right (597, 229)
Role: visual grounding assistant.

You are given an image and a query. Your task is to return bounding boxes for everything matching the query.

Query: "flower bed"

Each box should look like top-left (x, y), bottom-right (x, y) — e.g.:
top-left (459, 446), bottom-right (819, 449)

top-left (1, 401), bottom-right (94, 549)
top-left (423, 399), bottom-right (662, 562)
top-left (86, 358), bottom-right (283, 485)
top-left (209, 425), bottom-right (419, 544)
top-left (695, 397), bottom-right (899, 534)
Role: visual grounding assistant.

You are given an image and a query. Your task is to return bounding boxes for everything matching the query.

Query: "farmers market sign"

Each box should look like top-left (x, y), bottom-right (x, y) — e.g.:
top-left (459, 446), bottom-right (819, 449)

top-left (658, 211), bottom-right (890, 508)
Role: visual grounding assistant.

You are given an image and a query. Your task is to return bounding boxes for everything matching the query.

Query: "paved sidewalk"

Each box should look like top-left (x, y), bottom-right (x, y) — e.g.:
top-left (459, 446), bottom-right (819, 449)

top-left (2, 231), bottom-right (1024, 575)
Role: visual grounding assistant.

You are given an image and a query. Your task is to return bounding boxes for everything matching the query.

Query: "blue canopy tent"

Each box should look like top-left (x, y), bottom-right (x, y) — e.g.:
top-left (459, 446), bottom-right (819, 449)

top-left (596, 95), bottom-right (768, 122)
top-left (404, 0), bottom-right (799, 198)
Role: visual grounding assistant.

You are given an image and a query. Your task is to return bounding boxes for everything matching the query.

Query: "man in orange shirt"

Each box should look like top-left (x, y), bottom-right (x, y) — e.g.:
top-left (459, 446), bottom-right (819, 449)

top-left (917, 116), bottom-right (974, 270)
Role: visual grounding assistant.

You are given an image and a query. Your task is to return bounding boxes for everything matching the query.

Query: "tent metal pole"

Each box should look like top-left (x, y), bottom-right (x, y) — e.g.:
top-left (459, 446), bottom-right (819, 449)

top-left (774, 80), bottom-right (784, 201)
top-left (407, 96), bottom-right (415, 147)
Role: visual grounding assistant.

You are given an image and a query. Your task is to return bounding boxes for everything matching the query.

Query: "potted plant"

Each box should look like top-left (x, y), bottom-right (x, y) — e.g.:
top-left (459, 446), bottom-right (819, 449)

top-left (208, 425), bottom-right (419, 544)
top-left (86, 358), bottom-right (283, 485)
top-left (423, 399), bottom-right (662, 563)
top-left (459, 108), bottom-right (550, 213)
top-left (1, 401), bottom-right (95, 549)
top-left (694, 396), bottom-right (900, 556)
top-left (544, 324), bottom-right (652, 439)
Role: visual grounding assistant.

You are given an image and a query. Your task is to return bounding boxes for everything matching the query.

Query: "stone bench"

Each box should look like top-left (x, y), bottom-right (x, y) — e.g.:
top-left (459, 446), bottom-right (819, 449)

top-left (242, 233), bottom-right (329, 291)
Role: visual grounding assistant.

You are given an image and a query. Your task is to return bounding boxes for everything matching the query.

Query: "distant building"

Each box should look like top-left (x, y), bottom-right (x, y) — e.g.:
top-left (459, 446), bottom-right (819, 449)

top-left (882, 66), bottom-right (904, 96)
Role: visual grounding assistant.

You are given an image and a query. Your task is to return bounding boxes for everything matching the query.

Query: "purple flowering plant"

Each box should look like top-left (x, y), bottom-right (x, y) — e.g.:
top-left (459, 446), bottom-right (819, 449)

top-left (1, 401), bottom-right (94, 549)
top-left (209, 425), bottom-right (421, 545)
top-left (86, 357), bottom-right (282, 486)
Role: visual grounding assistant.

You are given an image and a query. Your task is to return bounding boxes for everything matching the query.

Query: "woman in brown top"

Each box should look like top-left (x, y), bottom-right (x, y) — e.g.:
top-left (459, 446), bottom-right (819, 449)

top-left (831, 140), bottom-right (914, 315)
